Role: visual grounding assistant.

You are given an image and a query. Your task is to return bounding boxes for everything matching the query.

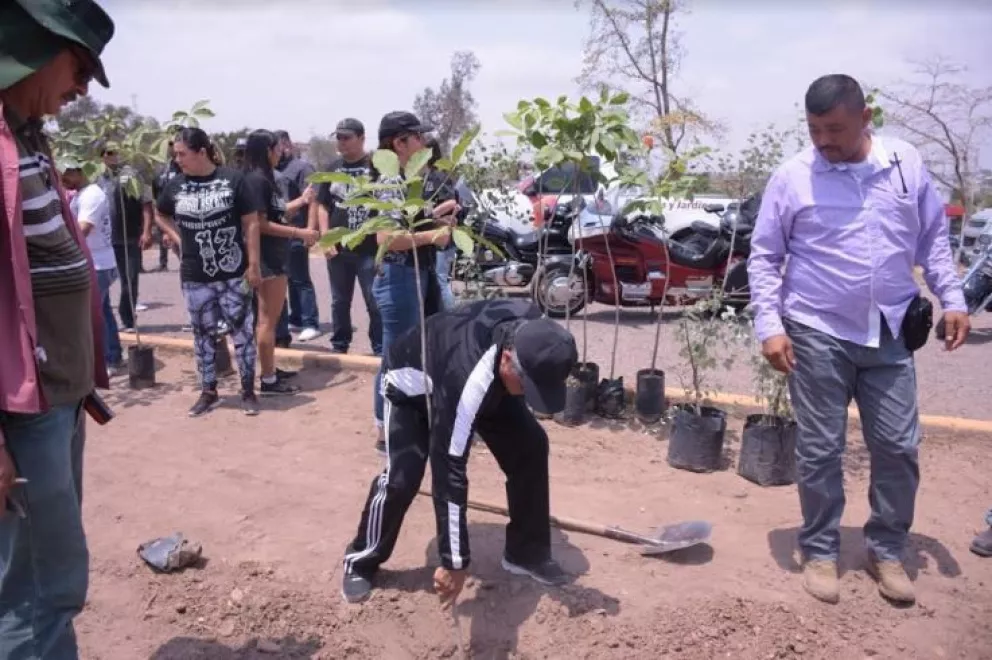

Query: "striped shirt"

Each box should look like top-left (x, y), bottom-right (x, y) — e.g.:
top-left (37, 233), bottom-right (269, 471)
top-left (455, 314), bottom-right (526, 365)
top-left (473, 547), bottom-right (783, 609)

top-left (15, 122), bottom-right (91, 296)
top-left (8, 109), bottom-right (93, 406)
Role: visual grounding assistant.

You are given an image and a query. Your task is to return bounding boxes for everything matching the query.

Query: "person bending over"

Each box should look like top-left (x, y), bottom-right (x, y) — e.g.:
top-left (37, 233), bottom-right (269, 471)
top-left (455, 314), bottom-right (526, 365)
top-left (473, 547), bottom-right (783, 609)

top-left (341, 298), bottom-right (577, 605)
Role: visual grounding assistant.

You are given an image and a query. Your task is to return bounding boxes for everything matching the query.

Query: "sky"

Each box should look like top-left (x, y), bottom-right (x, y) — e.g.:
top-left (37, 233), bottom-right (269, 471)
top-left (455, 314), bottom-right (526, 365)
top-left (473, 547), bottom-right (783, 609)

top-left (91, 0), bottom-right (992, 168)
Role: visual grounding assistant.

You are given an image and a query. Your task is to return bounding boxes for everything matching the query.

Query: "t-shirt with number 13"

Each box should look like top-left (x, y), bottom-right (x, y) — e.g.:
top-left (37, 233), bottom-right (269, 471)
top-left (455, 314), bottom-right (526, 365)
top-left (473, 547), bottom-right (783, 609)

top-left (156, 166), bottom-right (265, 283)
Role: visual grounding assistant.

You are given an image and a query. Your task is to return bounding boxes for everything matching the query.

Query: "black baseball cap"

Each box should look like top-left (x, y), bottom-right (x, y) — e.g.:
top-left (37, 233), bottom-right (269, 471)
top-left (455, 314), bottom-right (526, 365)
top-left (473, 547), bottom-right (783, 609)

top-left (235, 137), bottom-right (247, 150)
top-left (513, 319), bottom-right (579, 415)
top-left (0, 0), bottom-right (115, 90)
top-left (378, 111), bottom-right (433, 143)
top-left (335, 118), bottom-right (365, 138)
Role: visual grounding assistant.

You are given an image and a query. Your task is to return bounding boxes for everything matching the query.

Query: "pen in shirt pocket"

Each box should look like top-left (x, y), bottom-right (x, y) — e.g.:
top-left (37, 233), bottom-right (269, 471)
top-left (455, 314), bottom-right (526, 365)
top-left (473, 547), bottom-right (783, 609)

top-left (890, 152), bottom-right (909, 196)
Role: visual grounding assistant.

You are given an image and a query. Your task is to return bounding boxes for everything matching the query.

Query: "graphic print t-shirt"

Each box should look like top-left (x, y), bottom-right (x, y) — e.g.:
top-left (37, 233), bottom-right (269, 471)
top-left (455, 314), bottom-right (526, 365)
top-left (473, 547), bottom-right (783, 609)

top-left (316, 154), bottom-right (377, 256)
top-left (156, 166), bottom-right (264, 283)
top-left (245, 170), bottom-right (290, 269)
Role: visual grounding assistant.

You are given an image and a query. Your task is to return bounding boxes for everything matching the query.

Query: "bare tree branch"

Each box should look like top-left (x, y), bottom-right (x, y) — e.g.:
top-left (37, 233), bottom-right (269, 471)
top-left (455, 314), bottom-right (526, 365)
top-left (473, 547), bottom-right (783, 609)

top-left (874, 56), bottom-right (992, 229)
top-left (577, 0), bottom-right (715, 159)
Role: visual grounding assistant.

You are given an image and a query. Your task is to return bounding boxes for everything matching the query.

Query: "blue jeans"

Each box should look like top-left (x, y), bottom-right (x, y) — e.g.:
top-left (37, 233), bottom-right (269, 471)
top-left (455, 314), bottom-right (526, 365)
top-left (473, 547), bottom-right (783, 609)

top-left (433, 246), bottom-right (457, 311)
top-left (96, 268), bottom-right (122, 366)
top-left (372, 262), bottom-right (428, 425)
top-left (785, 317), bottom-right (920, 562)
top-left (0, 402), bottom-right (88, 660)
top-left (328, 251), bottom-right (382, 354)
top-left (287, 240), bottom-right (319, 330)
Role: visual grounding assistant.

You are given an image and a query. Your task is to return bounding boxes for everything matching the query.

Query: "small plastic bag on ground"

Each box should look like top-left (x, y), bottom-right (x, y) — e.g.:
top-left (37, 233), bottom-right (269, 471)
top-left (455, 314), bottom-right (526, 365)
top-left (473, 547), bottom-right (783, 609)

top-left (137, 532), bottom-right (203, 573)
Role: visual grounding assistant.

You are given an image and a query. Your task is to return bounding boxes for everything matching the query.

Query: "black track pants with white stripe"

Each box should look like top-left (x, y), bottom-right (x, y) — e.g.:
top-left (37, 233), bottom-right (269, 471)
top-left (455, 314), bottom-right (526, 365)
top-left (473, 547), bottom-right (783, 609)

top-left (342, 395), bottom-right (551, 578)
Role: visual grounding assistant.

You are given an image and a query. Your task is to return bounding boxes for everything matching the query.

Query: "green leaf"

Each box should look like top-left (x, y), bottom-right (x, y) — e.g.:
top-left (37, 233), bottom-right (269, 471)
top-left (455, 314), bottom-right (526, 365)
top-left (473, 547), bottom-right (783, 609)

top-left (191, 99), bottom-right (210, 112)
top-left (493, 129), bottom-right (518, 138)
top-left (318, 227), bottom-right (351, 248)
top-left (434, 157), bottom-right (455, 172)
top-left (503, 112), bottom-right (523, 130)
top-left (372, 149), bottom-right (400, 179)
top-left (308, 171), bottom-right (357, 184)
top-left (451, 227), bottom-right (474, 255)
top-left (344, 229), bottom-right (372, 250)
top-left (374, 234), bottom-right (393, 264)
top-left (609, 91), bottom-right (630, 106)
top-left (193, 108), bottom-right (215, 119)
top-left (405, 147), bottom-right (432, 179)
top-left (535, 145), bottom-right (564, 167)
top-left (451, 124), bottom-right (479, 165)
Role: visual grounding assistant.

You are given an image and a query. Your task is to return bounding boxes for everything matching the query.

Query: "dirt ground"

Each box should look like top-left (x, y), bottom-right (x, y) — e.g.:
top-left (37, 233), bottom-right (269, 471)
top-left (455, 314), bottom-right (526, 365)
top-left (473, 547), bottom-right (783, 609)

top-left (77, 350), bottom-right (992, 660)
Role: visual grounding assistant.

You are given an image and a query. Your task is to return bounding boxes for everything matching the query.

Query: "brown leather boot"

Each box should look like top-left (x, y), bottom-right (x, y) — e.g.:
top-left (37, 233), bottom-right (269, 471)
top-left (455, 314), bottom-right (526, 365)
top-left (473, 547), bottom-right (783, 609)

top-left (802, 559), bottom-right (839, 604)
top-left (866, 555), bottom-right (915, 604)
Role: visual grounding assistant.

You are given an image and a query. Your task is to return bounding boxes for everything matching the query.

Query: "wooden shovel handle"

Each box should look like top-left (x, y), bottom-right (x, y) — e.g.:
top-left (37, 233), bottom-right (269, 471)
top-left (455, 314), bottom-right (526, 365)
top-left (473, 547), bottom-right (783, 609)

top-left (416, 489), bottom-right (650, 546)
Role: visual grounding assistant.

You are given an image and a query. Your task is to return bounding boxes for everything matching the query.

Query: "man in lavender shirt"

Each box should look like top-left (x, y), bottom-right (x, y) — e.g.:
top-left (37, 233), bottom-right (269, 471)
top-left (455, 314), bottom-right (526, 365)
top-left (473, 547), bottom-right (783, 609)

top-left (748, 75), bottom-right (970, 606)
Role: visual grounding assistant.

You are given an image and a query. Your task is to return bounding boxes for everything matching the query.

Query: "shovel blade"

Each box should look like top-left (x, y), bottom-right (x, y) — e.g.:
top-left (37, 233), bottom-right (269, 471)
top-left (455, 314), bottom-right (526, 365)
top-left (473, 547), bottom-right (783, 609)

top-left (639, 520), bottom-right (712, 556)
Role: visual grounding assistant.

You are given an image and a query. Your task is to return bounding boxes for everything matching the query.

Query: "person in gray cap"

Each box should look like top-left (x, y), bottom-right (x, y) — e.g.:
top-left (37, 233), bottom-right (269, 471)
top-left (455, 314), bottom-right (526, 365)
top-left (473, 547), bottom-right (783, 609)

top-left (0, 0), bottom-right (115, 655)
top-left (315, 118), bottom-right (383, 360)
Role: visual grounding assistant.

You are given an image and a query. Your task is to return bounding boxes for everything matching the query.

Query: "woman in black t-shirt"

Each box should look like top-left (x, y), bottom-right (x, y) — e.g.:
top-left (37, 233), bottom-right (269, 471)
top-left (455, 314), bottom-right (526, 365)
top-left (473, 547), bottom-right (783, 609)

top-left (241, 130), bottom-right (317, 395)
top-left (154, 127), bottom-right (264, 416)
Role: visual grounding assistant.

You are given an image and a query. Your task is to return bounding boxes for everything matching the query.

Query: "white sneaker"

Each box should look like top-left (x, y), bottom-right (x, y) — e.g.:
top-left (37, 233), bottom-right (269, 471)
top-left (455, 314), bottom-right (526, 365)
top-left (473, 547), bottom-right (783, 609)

top-left (288, 324), bottom-right (302, 332)
top-left (135, 302), bottom-right (149, 312)
top-left (297, 327), bottom-right (322, 342)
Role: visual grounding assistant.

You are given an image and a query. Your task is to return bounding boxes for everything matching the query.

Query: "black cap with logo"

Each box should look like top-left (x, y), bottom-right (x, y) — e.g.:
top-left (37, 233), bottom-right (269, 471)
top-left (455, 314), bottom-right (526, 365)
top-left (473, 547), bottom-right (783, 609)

top-left (377, 111), bottom-right (433, 143)
top-left (512, 319), bottom-right (578, 415)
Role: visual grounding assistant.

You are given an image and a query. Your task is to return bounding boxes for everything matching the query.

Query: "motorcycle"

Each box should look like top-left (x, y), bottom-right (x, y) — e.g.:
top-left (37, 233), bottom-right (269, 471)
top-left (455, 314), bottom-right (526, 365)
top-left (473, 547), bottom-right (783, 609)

top-left (532, 193), bottom-right (759, 318)
top-left (936, 239), bottom-right (992, 339)
top-left (460, 200), bottom-right (576, 289)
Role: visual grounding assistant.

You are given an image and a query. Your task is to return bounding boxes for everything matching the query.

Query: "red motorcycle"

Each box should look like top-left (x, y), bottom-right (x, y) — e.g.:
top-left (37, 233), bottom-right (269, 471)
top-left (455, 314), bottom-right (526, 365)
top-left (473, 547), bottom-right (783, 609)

top-left (532, 198), bottom-right (754, 318)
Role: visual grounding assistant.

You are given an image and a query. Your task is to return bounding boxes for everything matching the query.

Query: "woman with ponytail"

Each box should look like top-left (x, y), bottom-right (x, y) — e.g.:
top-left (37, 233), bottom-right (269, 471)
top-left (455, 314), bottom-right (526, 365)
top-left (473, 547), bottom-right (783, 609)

top-left (154, 127), bottom-right (265, 415)
top-left (241, 129), bottom-right (317, 395)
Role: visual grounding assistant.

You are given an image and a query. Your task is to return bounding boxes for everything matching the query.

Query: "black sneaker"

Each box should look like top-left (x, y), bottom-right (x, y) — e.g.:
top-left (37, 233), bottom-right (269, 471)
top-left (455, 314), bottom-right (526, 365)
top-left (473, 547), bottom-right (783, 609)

top-left (341, 571), bottom-right (373, 604)
top-left (330, 346), bottom-right (348, 355)
top-left (189, 391), bottom-right (220, 417)
top-left (241, 390), bottom-right (260, 416)
top-left (375, 428), bottom-right (387, 457)
top-left (261, 377), bottom-right (300, 395)
top-left (501, 557), bottom-right (568, 586)
top-left (275, 367), bottom-right (298, 380)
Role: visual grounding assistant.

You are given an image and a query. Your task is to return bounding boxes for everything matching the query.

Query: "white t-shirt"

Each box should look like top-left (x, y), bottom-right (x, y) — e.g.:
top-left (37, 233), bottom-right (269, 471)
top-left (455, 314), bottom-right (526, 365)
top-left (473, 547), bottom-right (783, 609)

top-left (72, 183), bottom-right (116, 271)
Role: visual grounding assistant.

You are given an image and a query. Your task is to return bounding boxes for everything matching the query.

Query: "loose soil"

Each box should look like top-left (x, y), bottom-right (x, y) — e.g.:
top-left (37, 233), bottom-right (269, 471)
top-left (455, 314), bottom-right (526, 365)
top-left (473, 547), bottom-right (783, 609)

top-left (78, 352), bottom-right (992, 659)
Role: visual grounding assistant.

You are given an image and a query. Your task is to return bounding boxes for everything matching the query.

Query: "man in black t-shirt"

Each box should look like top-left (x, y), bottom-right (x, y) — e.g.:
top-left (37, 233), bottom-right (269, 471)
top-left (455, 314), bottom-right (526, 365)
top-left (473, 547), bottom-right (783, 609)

top-left (151, 139), bottom-right (182, 271)
top-left (315, 118), bottom-right (383, 356)
top-left (274, 130), bottom-right (320, 342)
top-left (97, 143), bottom-right (154, 332)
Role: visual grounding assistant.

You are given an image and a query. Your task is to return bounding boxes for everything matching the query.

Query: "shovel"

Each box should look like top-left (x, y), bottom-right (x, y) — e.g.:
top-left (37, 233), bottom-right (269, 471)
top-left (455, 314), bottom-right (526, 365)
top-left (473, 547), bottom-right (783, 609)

top-left (417, 490), bottom-right (712, 555)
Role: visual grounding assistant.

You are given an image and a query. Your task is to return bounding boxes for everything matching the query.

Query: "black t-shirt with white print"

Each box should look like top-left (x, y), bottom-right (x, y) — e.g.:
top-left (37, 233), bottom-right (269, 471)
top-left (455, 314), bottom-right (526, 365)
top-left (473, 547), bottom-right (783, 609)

top-left (244, 170), bottom-right (290, 271)
top-left (156, 166), bottom-right (265, 283)
top-left (316, 154), bottom-right (377, 256)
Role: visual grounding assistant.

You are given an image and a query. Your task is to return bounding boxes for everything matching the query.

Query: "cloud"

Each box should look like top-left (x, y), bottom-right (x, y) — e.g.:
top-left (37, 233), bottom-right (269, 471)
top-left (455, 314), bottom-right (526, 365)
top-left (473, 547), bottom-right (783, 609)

top-left (90, 0), bottom-right (990, 168)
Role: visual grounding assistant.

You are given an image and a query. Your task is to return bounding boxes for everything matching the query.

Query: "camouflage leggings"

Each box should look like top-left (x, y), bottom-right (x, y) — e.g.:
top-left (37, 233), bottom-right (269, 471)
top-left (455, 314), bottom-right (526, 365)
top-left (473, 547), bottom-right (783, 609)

top-left (181, 279), bottom-right (256, 392)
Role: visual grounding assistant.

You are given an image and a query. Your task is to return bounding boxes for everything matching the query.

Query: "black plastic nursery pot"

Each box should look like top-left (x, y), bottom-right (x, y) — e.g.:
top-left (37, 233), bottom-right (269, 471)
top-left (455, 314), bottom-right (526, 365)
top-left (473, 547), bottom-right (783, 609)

top-left (595, 376), bottom-right (626, 419)
top-left (575, 362), bottom-right (599, 412)
top-left (555, 371), bottom-right (588, 427)
top-left (127, 344), bottom-right (156, 390)
top-left (737, 414), bottom-right (798, 487)
top-left (214, 335), bottom-right (235, 378)
top-left (634, 368), bottom-right (666, 424)
top-left (667, 404), bottom-right (727, 473)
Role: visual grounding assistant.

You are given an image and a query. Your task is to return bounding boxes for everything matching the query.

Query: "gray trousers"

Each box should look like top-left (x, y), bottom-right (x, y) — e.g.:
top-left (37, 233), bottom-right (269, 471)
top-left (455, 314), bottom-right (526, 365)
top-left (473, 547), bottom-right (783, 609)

top-left (785, 317), bottom-right (921, 562)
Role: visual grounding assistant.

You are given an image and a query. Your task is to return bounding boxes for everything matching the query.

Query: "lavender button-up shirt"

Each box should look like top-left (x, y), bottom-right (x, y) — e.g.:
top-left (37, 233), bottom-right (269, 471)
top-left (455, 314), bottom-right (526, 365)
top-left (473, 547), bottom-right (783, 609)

top-left (748, 135), bottom-right (965, 347)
